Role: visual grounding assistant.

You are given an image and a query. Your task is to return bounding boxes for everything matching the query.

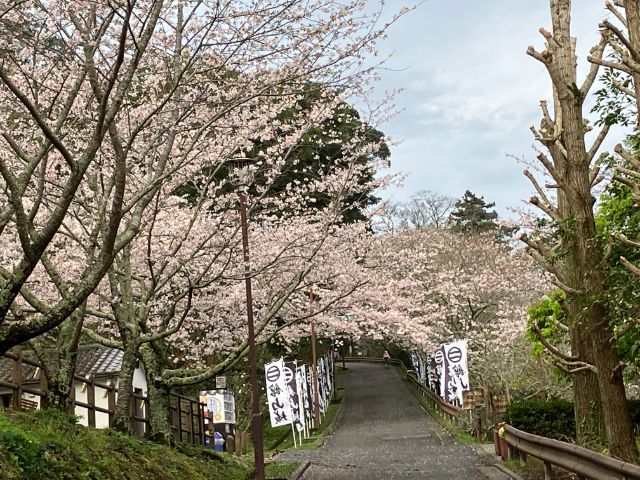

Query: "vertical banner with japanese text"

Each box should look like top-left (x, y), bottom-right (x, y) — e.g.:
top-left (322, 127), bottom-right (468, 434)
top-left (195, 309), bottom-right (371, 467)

top-left (296, 365), bottom-right (308, 427)
top-left (427, 356), bottom-right (437, 392)
top-left (435, 346), bottom-right (446, 399)
top-left (285, 361), bottom-right (304, 432)
top-left (443, 340), bottom-right (469, 407)
top-left (265, 359), bottom-right (292, 428)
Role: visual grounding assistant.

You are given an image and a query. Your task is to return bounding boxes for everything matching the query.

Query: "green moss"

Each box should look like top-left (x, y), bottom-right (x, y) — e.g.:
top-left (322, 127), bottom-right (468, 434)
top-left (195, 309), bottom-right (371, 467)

top-left (264, 461), bottom-right (300, 479)
top-left (455, 432), bottom-right (477, 445)
top-left (0, 409), bottom-right (249, 480)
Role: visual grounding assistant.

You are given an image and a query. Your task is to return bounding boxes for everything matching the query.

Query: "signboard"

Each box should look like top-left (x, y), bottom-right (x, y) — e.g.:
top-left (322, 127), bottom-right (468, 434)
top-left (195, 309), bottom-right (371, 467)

top-left (215, 375), bottom-right (226, 389)
top-left (199, 390), bottom-right (236, 424)
top-left (265, 359), bottom-right (292, 427)
top-left (462, 389), bottom-right (484, 411)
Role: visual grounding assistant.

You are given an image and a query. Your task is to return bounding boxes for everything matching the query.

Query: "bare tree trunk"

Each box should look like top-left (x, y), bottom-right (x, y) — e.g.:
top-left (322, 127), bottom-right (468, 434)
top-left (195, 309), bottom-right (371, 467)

top-left (523, 0), bottom-right (638, 461)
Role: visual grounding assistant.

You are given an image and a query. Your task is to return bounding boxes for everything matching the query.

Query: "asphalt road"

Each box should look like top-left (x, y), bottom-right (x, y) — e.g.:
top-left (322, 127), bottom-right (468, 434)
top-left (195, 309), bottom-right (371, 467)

top-left (278, 362), bottom-right (508, 480)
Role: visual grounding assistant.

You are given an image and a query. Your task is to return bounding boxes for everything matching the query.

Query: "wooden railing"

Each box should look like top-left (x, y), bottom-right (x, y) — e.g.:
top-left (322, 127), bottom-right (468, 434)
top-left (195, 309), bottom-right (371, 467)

top-left (170, 392), bottom-right (210, 446)
top-left (342, 356), bottom-right (463, 422)
top-left (501, 424), bottom-right (640, 480)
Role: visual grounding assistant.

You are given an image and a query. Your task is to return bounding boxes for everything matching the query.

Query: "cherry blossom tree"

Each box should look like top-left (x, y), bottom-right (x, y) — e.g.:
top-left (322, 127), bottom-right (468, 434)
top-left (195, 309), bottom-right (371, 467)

top-left (0, 0), bottom-right (407, 356)
top-left (313, 227), bottom-right (549, 401)
top-left (60, 92), bottom-right (394, 435)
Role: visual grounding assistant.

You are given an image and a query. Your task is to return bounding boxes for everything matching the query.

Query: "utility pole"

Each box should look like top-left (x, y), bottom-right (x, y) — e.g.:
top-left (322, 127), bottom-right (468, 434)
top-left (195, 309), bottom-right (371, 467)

top-left (239, 191), bottom-right (265, 480)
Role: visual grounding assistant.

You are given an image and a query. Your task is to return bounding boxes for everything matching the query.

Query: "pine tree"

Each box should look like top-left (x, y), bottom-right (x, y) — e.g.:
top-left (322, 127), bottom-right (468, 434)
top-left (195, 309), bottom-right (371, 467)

top-left (449, 190), bottom-right (499, 235)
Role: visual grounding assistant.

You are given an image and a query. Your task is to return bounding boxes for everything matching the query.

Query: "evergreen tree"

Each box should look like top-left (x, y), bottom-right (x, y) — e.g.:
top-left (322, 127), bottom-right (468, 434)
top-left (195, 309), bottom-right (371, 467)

top-left (449, 190), bottom-right (500, 235)
top-left (176, 87), bottom-right (388, 224)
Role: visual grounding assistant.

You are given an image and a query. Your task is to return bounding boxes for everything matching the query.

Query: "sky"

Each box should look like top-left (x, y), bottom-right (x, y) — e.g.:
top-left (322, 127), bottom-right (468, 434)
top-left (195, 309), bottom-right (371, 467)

top-left (373, 0), bottom-right (624, 217)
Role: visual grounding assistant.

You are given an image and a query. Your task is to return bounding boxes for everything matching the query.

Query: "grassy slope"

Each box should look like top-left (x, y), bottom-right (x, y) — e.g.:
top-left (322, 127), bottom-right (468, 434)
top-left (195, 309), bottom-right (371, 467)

top-left (0, 409), bottom-right (249, 480)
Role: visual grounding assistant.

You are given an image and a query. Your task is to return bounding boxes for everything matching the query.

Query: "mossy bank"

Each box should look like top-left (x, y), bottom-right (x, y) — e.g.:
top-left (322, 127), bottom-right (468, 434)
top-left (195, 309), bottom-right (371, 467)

top-left (0, 409), bottom-right (249, 480)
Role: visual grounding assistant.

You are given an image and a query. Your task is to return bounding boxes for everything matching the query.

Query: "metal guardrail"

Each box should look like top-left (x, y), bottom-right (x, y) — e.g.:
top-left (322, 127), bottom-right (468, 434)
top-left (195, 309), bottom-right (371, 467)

top-left (342, 356), bottom-right (463, 421)
top-left (503, 424), bottom-right (640, 480)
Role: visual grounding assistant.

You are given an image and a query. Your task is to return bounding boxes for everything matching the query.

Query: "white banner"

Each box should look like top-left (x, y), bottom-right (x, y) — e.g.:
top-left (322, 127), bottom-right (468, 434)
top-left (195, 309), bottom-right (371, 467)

top-left (434, 346), bottom-right (446, 398)
top-left (443, 340), bottom-right (470, 407)
top-left (317, 360), bottom-right (327, 414)
top-left (265, 359), bottom-right (292, 427)
top-left (419, 357), bottom-right (427, 385)
top-left (285, 361), bottom-right (304, 432)
top-left (296, 365), bottom-right (307, 429)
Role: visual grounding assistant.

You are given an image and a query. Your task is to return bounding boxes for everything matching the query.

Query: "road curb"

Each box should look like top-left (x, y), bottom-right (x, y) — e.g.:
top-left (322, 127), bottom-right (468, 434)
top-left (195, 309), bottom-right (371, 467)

top-left (288, 460), bottom-right (311, 480)
top-left (317, 392), bottom-right (346, 448)
top-left (493, 463), bottom-right (525, 480)
top-left (471, 445), bottom-right (524, 480)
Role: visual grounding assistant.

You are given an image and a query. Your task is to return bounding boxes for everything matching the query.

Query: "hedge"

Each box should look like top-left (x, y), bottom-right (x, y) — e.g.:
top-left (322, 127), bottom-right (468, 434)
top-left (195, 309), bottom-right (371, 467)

top-left (505, 398), bottom-right (640, 441)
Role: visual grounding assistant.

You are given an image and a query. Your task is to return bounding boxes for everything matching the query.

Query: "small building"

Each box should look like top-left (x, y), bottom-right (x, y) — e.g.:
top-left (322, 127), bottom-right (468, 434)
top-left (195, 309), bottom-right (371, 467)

top-left (0, 345), bottom-right (148, 432)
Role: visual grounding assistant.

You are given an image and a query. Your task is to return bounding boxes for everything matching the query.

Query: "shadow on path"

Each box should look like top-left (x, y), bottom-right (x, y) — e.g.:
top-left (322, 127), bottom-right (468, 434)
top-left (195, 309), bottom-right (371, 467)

top-left (279, 362), bottom-right (506, 479)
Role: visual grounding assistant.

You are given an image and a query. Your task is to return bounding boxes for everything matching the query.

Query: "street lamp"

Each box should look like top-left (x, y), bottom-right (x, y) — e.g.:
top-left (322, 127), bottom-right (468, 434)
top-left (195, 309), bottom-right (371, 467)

top-left (227, 159), bottom-right (264, 480)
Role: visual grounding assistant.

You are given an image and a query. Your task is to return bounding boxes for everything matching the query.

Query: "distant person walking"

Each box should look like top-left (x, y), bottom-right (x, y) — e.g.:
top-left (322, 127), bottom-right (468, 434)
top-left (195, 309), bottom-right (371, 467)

top-left (383, 350), bottom-right (391, 368)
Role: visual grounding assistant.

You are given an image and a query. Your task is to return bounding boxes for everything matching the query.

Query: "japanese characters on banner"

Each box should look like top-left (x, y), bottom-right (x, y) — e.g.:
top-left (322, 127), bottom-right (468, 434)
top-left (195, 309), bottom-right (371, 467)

top-left (325, 352), bottom-right (333, 395)
top-left (317, 360), bottom-right (327, 414)
top-left (421, 340), bottom-right (470, 406)
top-left (427, 356), bottom-right (437, 393)
top-left (435, 346), bottom-right (446, 399)
top-left (304, 365), bottom-right (314, 419)
top-left (411, 352), bottom-right (419, 376)
top-left (442, 340), bottom-right (469, 407)
top-left (410, 353), bottom-right (428, 387)
top-left (265, 359), bottom-right (292, 428)
top-left (284, 361), bottom-right (304, 432)
top-left (264, 351), bottom-right (337, 436)
top-left (296, 365), bottom-right (308, 431)
top-left (419, 357), bottom-right (427, 385)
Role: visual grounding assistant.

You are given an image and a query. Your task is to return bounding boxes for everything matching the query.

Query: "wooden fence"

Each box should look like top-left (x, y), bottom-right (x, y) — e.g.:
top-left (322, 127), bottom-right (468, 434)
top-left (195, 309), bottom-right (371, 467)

top-left (0, 350), bottom-right (246, 452)
top-left (0, 348), bottom-right (148, 432)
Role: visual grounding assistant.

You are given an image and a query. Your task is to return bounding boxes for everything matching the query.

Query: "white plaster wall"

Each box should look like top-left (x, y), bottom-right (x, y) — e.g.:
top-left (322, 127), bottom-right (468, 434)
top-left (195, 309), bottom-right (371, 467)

top-left (3, 366), bottom-right (149, 431)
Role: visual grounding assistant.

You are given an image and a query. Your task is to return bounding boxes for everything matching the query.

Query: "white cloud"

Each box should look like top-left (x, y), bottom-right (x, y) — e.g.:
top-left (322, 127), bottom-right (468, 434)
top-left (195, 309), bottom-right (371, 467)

top-left (371, 0), bottom-right (619, 216)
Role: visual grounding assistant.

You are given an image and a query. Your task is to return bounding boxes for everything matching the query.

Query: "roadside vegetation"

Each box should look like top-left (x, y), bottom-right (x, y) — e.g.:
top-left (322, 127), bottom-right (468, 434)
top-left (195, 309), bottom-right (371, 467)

top-left (0, 409), bottom-right (250, 480)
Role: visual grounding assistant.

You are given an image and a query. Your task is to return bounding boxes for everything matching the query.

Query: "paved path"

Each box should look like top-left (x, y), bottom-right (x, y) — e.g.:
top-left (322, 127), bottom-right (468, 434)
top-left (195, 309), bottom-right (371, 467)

top-left (278, 362), bottom-right (508, 480)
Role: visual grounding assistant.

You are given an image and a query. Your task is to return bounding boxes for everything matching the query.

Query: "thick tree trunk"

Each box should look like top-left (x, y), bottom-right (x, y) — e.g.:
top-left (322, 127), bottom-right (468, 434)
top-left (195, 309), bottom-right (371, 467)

top-left (40, 335), bottom-right (79, 413)
top-left (45, 378), bottom-right (74, 412)
top-left (526, 0), bottom-right (638, 461)
top-left (112, 345), bottom-right (139, 434)
top-left (139, 344), bottom-right (173, 444)
top-left (571, 324), bottom-right (604, 445)
top-left (623, 1), bottom-right (640, 132)
top-left (589, 304), bottom-right (638, 461)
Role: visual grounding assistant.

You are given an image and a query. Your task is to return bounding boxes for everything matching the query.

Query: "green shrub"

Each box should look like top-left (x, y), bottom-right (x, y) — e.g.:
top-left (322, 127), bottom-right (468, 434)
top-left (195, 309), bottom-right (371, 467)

top-left (505, 398), bottom-right (575, 441)
top-left (0, 417), bottom-right (58, 480)
top-left (629, 399), bottom-right (640, 433)
top-left (507, 398), bottom-right (640, 441)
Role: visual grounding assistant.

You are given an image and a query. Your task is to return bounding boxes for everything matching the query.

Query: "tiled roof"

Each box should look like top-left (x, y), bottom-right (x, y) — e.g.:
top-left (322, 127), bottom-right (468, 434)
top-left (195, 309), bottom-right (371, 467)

top-left (0, 345), bottom-right (124, 384)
